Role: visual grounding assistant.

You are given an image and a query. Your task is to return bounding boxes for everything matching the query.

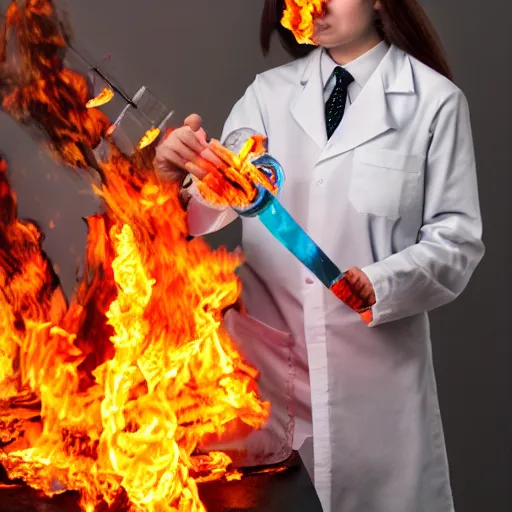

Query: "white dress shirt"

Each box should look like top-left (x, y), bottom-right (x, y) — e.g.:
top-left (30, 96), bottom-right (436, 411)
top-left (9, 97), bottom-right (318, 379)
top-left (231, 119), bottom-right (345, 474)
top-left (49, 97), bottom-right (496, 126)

top-left (321, 40), bottom-right (390, 105)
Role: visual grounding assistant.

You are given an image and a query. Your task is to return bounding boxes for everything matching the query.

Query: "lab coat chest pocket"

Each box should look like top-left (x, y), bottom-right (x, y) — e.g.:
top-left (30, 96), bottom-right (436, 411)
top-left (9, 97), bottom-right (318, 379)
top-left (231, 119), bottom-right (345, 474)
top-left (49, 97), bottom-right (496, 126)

top-left (348, 148), bottom-right (425, 220)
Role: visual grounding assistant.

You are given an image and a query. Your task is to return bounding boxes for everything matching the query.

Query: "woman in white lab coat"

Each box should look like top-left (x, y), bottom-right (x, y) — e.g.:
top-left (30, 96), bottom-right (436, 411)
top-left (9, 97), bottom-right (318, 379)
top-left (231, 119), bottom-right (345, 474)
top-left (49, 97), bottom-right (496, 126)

top-left (154, 1), bottom-right (485, 511)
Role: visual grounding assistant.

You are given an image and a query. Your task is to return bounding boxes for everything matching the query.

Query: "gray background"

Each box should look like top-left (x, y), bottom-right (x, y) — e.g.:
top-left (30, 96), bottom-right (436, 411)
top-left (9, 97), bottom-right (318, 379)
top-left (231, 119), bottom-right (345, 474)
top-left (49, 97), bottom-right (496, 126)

top-left (0, 1), bottom-right (509, 510)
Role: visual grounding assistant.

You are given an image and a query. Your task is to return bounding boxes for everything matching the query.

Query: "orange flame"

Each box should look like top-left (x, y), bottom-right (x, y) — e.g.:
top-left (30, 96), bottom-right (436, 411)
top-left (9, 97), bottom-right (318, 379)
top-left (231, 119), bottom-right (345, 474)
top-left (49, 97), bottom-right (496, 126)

top-left (0, 1), bottom-right (271, 510)
top-left (0, 156), bottom-right (67, 404)
top-left (86, 87), bottom-right (114, 109)
top-left (197, 135), bottom-right (278, 209)
top-left (281, 0), bottom-right (327, 45)
top-left (0, 1), bottom-right (110, 171)
top-left (137, 126), bottom-right (161, 151)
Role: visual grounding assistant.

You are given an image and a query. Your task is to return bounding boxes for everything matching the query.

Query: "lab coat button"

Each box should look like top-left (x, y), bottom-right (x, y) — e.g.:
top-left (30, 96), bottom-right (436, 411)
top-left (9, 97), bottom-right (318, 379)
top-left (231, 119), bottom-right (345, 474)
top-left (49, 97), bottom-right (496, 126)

top-left (317, 179), bottom-right (323, 186)
top-left (305, 277), bottom-right (314, 284)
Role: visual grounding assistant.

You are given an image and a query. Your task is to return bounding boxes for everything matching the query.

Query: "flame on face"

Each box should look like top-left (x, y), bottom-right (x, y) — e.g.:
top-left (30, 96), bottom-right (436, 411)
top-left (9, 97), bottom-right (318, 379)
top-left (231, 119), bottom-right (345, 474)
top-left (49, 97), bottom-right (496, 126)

top-left (281, 0), bottom-right (327, 45)
top-left (86, 87), bottom-right (114, 109)
top-left (0, 1), bottom-right (271, 510)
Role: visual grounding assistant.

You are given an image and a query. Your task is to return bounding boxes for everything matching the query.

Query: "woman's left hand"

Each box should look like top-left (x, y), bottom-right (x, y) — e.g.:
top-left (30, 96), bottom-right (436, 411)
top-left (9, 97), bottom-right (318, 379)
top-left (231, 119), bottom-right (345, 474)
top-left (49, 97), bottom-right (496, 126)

top-left (344, 267), bottom-right (376, 307)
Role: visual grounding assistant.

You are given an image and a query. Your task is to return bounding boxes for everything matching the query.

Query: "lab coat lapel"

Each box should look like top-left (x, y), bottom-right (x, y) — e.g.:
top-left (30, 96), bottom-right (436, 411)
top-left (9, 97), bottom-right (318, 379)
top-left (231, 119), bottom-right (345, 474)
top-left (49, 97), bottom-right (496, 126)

top-left (290, 48), bottom-right (327, 149)
top-left (319, 45), bottom-right (415, 162)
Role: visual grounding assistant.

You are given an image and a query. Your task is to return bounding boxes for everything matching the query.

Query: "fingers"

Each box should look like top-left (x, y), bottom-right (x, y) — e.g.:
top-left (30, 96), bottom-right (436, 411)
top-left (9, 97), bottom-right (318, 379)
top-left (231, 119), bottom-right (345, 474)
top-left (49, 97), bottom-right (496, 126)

top-left (184, 161), bottom-right (208, 180)
top-left (345, 267), bottom-right (364, 294)
top-left (154, 142), bottom-right (187, 170)
top-left (349, 268), bottom-right (369, 298)
top-left (152, 144), bottom-right (186, 180)
top-left (199, 146), bottom-right (227, 169)
top-left (184, 113), bottom-right (203, 132)
top-left (194, 127), bottom-right (225, 168)
top-left (153, 122), bottom-right (210, 179)
top-left (154, 114), bottom-right (231, 184)
top-left (208, 138), bottom-right (238, 168)
top-left (195, 127), bottom-right (208, 147)
top-left (179, 125), bottom-right (208, 154)
top-left (345, 267), bottom-right (376, 305)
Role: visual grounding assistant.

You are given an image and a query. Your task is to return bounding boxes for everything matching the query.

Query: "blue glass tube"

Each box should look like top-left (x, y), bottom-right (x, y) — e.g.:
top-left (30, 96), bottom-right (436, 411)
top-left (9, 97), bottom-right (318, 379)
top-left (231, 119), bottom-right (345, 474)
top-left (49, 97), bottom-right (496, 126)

top-left (234, 154), bottom-right (344, 288)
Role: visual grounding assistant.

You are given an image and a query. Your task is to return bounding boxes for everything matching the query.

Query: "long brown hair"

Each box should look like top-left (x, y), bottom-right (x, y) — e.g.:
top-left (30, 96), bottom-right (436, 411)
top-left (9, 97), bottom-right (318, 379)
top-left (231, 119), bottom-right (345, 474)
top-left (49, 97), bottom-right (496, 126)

top-left (260, 0), bottom-right (453, 80)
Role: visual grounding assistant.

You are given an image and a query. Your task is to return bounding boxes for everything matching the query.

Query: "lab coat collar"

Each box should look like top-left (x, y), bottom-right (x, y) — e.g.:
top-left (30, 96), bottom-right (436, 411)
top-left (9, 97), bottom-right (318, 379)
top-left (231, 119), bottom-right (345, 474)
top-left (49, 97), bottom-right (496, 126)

top-left (290, 44), bottom-right (416, 160)
top-left (321, 40), bottom-right (390, 91)
top-left (290, 48), bottom-right (328, 148)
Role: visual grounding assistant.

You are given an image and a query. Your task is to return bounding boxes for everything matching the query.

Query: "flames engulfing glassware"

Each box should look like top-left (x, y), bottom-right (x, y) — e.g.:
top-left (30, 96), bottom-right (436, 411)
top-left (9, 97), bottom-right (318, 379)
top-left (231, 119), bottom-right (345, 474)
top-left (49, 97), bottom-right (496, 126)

top-left (281, 0), bottom-right (328, 45)
top-left (0, 1), bottom-right (367, 510)
top-left (0, 1), bottom-right (273, 511)
top-left (108, 86), bottom-right (175, 152)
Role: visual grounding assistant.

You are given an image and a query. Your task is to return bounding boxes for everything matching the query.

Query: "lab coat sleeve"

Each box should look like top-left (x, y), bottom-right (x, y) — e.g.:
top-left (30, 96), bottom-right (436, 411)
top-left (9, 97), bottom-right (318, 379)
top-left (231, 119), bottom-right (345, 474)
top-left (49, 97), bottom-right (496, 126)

top-left (187, 76), bottom-right (268, 236)
top-left (361, 88), bottom-right (485, 327)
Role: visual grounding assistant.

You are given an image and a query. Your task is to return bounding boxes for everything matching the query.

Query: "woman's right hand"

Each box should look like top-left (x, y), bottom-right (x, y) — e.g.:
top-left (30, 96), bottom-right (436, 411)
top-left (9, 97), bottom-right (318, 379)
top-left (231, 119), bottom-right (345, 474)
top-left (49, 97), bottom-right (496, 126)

top-left (153, 113), bottom-right (223, 182)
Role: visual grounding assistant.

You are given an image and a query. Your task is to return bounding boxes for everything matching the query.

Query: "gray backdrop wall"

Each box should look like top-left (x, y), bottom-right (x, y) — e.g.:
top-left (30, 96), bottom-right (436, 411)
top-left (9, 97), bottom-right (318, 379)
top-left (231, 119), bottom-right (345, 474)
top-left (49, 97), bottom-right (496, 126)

top-left (0, 1), bottom-right (509, 511)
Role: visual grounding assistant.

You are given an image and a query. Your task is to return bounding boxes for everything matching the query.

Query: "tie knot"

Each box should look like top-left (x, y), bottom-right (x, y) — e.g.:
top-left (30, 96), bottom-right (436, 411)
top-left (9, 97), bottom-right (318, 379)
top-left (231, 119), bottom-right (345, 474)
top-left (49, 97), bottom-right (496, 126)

top-left (333, 66), bottom-right (354, 87)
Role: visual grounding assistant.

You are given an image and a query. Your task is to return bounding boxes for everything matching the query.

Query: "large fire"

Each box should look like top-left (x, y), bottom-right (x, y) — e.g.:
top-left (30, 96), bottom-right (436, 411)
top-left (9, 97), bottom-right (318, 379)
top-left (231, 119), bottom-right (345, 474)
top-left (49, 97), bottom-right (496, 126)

top-left (0, 1), bottom-right (273, 510)
top-left (281, 0), bottom-right (327, 45)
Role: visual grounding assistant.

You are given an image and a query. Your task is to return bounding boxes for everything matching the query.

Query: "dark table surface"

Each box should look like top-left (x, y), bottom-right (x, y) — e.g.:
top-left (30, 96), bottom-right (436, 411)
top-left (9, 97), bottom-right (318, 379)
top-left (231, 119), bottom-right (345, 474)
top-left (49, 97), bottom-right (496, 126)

top-left (0, 453), bottom-right (322, 512)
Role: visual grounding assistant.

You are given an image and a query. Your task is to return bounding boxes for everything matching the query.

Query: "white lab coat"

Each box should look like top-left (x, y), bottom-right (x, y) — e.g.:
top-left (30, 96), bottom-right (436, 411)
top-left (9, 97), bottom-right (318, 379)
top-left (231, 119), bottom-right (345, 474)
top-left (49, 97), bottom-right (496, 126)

top-left (188, 45), bottom-right (484, 512)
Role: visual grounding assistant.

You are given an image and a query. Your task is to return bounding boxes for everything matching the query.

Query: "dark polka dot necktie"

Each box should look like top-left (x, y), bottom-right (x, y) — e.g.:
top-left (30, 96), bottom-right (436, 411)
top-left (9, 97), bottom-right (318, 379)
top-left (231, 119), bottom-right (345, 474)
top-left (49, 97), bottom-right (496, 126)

top-left (325, 66), bottom-right (354, 139)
